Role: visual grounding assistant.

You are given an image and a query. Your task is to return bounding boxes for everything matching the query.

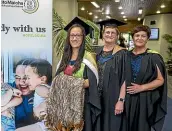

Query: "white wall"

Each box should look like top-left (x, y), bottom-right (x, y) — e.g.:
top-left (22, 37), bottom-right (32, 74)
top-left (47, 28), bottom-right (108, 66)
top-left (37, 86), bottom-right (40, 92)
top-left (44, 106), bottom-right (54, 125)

top-left (143, 14), bottom-right (172, 61)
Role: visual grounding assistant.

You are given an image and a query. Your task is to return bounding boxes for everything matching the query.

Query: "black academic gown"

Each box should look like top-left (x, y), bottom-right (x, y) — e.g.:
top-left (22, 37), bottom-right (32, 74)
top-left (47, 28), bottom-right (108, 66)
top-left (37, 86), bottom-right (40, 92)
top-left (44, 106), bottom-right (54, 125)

top-left (83, 65), bottom-right (101, 131)
top-left (125, 50), bottom-right (167, 131)
top-left (96, 47), bottom-right (127, 131)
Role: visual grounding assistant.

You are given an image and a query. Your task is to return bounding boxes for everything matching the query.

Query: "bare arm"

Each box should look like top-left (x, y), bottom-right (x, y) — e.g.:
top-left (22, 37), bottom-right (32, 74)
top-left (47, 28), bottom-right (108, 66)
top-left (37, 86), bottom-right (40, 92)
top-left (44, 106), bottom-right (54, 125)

top-left (118, 81), bottom-right (126, 99)
top-left (1, 89), bottom-right (13, 106)
top-left (115, 81), bottom-right (126, 115)
top-left (127, 66), bottom-right (164, 94)
top-left (35, 85), bottom-right (50, 98)
top-left (1, 96), bottom-right (23, 112)
top-left (142, 65), bottom-right (164, 91)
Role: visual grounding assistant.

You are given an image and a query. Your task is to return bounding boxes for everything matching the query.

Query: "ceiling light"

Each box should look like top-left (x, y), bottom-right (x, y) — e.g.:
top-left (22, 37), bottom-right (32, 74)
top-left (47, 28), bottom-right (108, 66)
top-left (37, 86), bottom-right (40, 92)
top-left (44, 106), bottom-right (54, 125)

top-left (123, 16), bottom-right (126, 18)
top-left (89, 12), bottom-right (93, 15)
top-left (105, 6), bottom-right (110, 14)
top-left (94, 16), bottom-right (98, 19)
top-left (124, 19), bottom-right (127, 21)
top-left (121, 12), bottom-right (124, 14)
top-left (160, 4), bottom-right (165, 8)
top-left (106, 16), bottom-right (111, 19)
top-left (91, 2), bottom-right (100, 8)
top-left (118, 6), bottom-right (123, 9)
top-left (115, 0), bottom-right (120, 2)
top-left (138, 8), bottom-right (143, 14)
top-left (81, 7), bottom-right (85, 11)
top-left (156, 10), bottom-right (160, 13)
top-left (99, 19), bottom-right (102, 21)
top-left (138, 18), bottom-right (141, 21)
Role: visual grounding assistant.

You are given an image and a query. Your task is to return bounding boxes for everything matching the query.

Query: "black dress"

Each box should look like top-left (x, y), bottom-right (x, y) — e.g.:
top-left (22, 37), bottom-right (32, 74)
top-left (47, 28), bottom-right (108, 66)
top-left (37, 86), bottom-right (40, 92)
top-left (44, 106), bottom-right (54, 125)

top-left (125, 49), bottom-right (167, 131)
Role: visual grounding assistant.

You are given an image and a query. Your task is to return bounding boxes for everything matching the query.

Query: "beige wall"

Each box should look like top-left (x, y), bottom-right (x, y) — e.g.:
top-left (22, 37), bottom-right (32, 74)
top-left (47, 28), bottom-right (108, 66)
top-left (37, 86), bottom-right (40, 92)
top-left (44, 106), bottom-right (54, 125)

top-left (143, 14), bottom-right (172, 62)
top-left (53, 0), bottom-right (78, 23)
top-left (52, 0), bottom-right (78, 76)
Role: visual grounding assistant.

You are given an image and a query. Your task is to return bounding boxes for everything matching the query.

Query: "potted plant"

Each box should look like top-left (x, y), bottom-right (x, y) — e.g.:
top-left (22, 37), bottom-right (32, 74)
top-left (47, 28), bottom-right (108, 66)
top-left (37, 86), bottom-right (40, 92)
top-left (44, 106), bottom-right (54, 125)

top-left (163, 34), bottom-right (172, 75)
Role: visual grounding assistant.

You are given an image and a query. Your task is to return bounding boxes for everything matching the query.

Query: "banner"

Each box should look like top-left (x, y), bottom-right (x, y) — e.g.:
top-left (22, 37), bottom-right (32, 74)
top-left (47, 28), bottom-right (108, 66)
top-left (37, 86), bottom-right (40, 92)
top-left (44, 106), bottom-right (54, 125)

top-left (1, 0), bottom-right (52, 83)
top-left (1, 0), bottom-right (52, 129)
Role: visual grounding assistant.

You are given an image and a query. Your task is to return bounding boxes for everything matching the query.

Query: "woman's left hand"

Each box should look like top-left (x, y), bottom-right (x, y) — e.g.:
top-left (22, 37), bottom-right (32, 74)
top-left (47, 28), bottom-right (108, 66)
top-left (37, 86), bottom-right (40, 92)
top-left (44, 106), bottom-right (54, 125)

top-left (114, 101), bottom-right (124, 115)
top-left (127, 83), bottom-right (144, 94)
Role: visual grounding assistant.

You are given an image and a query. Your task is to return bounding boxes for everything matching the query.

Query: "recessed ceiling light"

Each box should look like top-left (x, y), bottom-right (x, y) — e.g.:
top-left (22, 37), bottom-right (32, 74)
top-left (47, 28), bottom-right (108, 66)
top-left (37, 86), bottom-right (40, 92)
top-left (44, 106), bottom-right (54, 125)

top-left (94, 16), bottom-right (98, 19)
top-left (91, 2), bottom-right (100, 8)
top-left (138, 8), bottom-right (143, 14)
top-left (81, 7), bottom-right (85, 11)
top-left (156, 10), bottom-right (160, 13)
top-left (89, 12), bottom-right (93, 15)
top-left (106, 16), bottom-right (111, 19)
top-left (118, 6), bottom-right (123, 9)
top-left (99, 19), bottom-right (102, 21)
top-left (160, 4), bottom-right (165, 8)
top-left (105, 6), bottom-right (110, 14)
top-left (123, 16), bottom-right (126, 18)
top-left (115, 0), bottom-right (120, 2)
top-left (124, 19), bottom-right (127, 21)
top-left (138, 18), bottom-right (141, 21)
top-left (121, 12), bottom-right (124, 14)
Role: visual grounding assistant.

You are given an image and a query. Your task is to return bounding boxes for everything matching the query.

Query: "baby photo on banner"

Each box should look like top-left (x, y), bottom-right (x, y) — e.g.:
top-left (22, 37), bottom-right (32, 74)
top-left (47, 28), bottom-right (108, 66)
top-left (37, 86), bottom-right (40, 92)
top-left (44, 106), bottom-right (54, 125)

top-left (1, 0), bottom-right (52, 131)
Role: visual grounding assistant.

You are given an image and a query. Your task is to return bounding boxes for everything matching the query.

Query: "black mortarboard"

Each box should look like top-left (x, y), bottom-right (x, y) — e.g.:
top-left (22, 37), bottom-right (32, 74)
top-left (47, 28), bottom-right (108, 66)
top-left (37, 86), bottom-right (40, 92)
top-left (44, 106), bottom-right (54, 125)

top-left (64, 17), bottom-right (93, 36)
top-left (96, 19), bottom-right (126, 38)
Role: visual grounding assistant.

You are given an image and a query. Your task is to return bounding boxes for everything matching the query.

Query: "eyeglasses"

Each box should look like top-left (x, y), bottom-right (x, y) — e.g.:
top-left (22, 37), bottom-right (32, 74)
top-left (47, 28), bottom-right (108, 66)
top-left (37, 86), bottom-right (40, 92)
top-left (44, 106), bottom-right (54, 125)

top-left (70, 34), bottom-right (83, 39)
top-left (104, 31), bottom-right (117, 36)
top-left (15, 75), bottom-right (27, 81)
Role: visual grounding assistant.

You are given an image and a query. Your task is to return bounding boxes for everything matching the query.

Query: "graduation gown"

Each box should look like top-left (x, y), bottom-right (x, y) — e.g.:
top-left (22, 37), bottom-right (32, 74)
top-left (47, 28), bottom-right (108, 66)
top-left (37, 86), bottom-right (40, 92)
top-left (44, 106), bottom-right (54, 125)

top-left (83, 65), bottom-right (101, 131)
top-left (125, 49), bottom-right (167, 131)
top-left (96, 46), bottom-right (127, 131)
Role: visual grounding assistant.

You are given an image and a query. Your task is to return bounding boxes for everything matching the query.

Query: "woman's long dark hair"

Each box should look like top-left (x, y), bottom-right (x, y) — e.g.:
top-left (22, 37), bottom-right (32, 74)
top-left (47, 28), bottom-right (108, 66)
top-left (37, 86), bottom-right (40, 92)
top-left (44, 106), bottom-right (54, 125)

top-left (56, 24), bottom-right (86, 75)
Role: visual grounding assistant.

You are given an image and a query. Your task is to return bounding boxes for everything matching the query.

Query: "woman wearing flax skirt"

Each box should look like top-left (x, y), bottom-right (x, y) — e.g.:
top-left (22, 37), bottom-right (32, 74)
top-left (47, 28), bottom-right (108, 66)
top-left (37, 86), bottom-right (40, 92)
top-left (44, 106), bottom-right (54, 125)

top-left (45, 17), bottom-right (101, 131)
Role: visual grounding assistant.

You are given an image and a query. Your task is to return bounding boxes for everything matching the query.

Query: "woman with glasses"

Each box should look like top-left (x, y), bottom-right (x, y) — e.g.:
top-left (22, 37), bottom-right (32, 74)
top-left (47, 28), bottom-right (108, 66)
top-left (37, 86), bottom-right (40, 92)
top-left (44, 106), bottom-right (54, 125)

top-left (45, 17), bottom-right (101, 131)
top-left (125, 25), bottom-right (167, 131)
top-left (8, 58), bottom-right (37, 128)
top-left (96, 19), bottom-right (127, 131)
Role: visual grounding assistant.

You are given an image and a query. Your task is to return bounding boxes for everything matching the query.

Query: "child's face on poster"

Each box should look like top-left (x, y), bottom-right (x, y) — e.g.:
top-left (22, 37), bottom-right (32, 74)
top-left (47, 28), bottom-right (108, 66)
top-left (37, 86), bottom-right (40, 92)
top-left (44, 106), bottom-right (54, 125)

top-left (25, 66), bottom-right (42, 91)
top-left (15, 65), bottom-right (32, 95)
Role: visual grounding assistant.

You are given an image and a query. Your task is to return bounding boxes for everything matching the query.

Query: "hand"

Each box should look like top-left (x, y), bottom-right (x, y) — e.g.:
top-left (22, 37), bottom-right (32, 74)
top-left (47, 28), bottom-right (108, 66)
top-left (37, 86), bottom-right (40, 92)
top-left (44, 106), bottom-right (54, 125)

top-left (34, 102), bottom-right (47, 118)
top-left (12, 88), bottom-right (22, 97)
top-left (83, 79), bottom-right (89, 88)
top-left (127, 83), bottom-right (144, 94)
top-left (114, 101), bottom-right (124, 115)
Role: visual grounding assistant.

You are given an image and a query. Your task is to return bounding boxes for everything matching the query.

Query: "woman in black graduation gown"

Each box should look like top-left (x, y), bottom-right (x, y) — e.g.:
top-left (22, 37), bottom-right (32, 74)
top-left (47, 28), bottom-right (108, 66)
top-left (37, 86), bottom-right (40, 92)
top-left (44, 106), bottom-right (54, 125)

top-left (46, 17), bottom-right (101, 131)
top-left (96, 20), bottom-right (127, 131)
top-left (125, 25), bottom-right (167, 131)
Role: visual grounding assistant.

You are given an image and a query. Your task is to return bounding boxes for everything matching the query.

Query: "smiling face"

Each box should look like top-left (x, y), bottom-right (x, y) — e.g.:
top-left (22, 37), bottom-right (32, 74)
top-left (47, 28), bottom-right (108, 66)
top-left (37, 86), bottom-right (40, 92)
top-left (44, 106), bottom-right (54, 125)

top-left (15, 65), bottom-right (32, 95)
top-left (133, 31), bottom-right (148, 48)
top-left (69, 27), bottom-right (83, 49)
top-left (103, 27), bottom-right (118, 44)
top-left (25, 66), bottom-right (42, 91)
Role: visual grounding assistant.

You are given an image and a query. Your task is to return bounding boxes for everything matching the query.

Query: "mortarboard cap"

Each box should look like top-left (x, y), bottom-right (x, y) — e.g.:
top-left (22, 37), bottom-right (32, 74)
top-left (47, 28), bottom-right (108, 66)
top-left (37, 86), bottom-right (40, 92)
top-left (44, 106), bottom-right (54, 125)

top-left (64, 17), bottom-right (93, 36)
top-left (96, 19), bottom-right (126, 38)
